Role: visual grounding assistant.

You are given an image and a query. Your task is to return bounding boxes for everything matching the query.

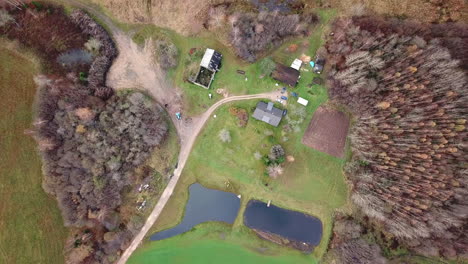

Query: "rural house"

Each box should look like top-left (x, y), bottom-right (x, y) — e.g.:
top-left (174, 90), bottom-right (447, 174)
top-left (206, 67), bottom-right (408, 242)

top-left (191, 48), bottom-right (222, 89)
top-left (271, 63), bottom-right (300, 87)
top-left (252, 101), bottom-right (284, 127)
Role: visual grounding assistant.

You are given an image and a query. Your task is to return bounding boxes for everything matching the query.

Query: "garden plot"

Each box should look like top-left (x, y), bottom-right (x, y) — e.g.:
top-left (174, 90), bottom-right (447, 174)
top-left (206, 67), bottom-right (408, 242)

top-left (302, 106), bottom-right (349, 158)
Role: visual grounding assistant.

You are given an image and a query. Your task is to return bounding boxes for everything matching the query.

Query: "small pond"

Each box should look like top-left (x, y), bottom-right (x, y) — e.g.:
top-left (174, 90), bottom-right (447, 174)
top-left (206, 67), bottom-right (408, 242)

top-left (244, 200), bottom-right (322, 245)
top-left (251, 0), bottom-right (295, 12)
top-left (150, 183), bottom-right (241, 240)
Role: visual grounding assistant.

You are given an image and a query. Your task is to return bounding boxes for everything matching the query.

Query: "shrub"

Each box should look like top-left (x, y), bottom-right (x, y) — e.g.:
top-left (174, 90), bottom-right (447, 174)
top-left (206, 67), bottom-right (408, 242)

top-left (269, 144), bottom-right (285, 160)
top-left (267, 164), bottom-right (283, 179)
top-left (259, 57), bottom-right (276, 76)
top-left (155, 38), bottom-right (178, 70)
top-left (218, 128), bottom-right (231, 143)
top-left (85, 38), bottom-right (102, 54)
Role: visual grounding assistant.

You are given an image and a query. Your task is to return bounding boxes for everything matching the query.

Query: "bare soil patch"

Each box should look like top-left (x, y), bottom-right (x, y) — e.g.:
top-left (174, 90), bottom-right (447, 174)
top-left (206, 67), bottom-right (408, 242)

top-left (302, 106), bottom-right (349, 158)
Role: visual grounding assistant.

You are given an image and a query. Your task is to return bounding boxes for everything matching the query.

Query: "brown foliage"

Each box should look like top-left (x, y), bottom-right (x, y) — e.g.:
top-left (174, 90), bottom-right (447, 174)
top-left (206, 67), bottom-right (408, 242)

top-left (230, 11), bottom-right (318, 61)
top-left (326, 17), bottom-right (468, 259)
top-left (229, 106), bottom-right (249, 127)
top-left (0, 5), bottom-right (88, 74)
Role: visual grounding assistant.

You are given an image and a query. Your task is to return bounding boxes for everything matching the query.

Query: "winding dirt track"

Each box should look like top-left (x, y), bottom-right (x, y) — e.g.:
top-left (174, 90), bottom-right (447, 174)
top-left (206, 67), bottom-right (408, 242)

top-left (53, 1), bottom-right (281, 262)
top-left (117, 92), bottom-right (279, 264)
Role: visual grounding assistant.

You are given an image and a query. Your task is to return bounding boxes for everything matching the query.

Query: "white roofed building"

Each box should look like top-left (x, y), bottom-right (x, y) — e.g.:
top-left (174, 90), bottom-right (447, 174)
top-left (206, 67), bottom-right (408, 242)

top-left (297, 97), bottom-right (309, 106)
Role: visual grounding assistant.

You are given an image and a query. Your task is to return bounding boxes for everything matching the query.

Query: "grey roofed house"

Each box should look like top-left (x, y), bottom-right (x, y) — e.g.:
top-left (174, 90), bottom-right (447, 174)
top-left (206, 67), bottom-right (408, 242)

top-left (252, 101), bottom-right (283, 127)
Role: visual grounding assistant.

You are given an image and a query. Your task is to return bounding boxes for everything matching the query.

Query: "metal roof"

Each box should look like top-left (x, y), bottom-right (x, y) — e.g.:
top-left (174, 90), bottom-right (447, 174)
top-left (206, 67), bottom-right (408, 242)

top-left (252, 102), bottom-right (283, 127)
top-left (271, 63), bottom-right (300, 87)
top-left (200, 48), bottom-right (222, 71)
top-left (291, 59), bottom-right (302, 71)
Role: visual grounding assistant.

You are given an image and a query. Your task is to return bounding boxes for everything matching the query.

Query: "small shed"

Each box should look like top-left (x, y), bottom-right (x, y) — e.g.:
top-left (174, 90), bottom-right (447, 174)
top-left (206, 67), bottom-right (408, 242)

top-left (252, 102), bottom-right (283, 127)
top-left (297, 97), bottom-right (309, 106)
top-left (191, 48), bottom-right (223, 89)
top-left (271, 63), bottom-right (300, 87)
top-left (290, 59), bottom-right (303, 71)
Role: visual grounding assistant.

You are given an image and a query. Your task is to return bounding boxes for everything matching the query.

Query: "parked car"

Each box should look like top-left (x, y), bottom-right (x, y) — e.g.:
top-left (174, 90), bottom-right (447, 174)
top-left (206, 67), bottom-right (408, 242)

top-left (282, 109), bottom-right (288, 116)
top-left (281, 96), bottom-right (288, 100)
top-left (281, 87), bottom-right (287, 94)
top-left (314, 58), bottom-right (325, 74)
top-left (291, 92), bottom-right (298, 97)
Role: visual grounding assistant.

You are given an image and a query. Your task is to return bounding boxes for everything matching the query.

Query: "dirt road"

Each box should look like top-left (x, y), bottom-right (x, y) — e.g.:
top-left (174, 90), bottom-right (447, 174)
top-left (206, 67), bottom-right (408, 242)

top-left (116, 91), bottom-right (280, 264)
top-left (52, 2), bottom-right (282, 262)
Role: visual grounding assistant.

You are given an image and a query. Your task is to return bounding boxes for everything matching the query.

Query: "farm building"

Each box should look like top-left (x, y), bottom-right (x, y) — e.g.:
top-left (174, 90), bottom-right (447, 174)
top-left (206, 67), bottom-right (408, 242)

top-left (252, 101), bottom-right (283, 127)
top-left (191, 48), bottom-right (222, 89)
top-left (271, 63), bottom-right (300, 87)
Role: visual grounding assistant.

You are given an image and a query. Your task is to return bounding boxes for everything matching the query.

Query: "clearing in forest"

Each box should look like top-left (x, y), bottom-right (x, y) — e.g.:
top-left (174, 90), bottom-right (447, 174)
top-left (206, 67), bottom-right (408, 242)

top-left (302, 106), bottom-right (350, 158)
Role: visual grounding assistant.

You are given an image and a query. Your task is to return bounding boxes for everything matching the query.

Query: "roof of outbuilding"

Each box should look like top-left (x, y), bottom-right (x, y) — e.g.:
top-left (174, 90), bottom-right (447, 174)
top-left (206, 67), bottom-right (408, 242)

top-left (252, 102), bottom-right (283, 127)
top-left (271, 63), bottom-right (300, 87)
top-left (200, 48), bottom-right (222, 71)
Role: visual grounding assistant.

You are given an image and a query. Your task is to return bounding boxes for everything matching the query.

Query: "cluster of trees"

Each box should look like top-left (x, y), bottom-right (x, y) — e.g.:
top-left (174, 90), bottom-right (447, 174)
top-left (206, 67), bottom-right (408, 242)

top-left (70, 10), bottom-right (118, 100)
top-left (265, 145), bottom-right (285, 178)
top-left (229, 11), bottom-right (318, 61)
top-left (326, 17), bottom-right (467, 259)
top-left (34, 76), bottom-right (168, 263)
top-left (326, 216), bottom-right (388, 264)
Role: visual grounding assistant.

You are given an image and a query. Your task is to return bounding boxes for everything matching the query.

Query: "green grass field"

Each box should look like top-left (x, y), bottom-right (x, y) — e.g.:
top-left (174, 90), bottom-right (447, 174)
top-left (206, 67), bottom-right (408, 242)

top-left (129, 222), bottom-right (316, 264)
top-left (0, 44), bottom-right (68, 264)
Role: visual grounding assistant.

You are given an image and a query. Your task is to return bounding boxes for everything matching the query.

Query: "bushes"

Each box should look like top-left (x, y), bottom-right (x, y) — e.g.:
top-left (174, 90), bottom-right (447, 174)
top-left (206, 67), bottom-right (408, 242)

top-left (218, 128), bottom-right (231, 143)
top-left (230, 11), bottom-right (318, 62)
top-left (259, 57), bottom-right (276, 76)
top-left (229, 107), bottom-right (249, 127)
top-left (155, 38), bottom-right (178, 70)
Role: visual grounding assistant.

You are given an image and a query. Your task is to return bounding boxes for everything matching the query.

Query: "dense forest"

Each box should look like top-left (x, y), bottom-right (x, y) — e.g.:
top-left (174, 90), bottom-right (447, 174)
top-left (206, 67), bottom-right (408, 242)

top-left (1, 5), bottom-right (168, 263)
top-left (326, 16), bottom-right (468, 259)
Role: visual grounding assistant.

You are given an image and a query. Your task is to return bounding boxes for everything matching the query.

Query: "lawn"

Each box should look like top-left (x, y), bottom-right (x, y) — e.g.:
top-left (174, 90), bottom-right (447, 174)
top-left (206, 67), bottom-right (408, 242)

top-left (130, 9), bottom-right (337, 116)
top-left (0, 43), bottom-right (68, 264)
top-left (129, 222), bottom-right (316, 264)
top-left (130, 8), bottom-right (346, 264)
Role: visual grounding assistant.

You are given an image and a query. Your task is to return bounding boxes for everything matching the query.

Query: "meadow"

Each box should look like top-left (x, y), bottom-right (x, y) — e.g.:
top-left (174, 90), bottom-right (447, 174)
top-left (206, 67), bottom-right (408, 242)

top-left (0, 42), bottom-right (68, 264)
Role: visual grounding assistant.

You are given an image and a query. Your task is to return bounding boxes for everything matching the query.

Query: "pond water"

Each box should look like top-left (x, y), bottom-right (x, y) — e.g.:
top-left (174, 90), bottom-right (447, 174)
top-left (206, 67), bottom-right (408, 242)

top-left (244, 200), bottom-right (322, 245)
top-left (251, 0), bottom-right (295, 12)
top-left (57, 49), bottom-right (92, 68)
top-left (150, 183), bottom-right (241, 241)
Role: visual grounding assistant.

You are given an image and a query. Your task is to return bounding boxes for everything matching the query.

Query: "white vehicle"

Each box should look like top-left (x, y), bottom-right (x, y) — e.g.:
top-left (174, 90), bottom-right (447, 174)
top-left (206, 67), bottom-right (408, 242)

top-left (276, 99), bottom-right (284, 104)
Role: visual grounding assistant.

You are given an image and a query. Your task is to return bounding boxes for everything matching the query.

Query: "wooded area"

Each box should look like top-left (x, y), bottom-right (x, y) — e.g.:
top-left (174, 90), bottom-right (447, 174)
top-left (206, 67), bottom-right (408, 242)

top-left (1, 4), bottom-right (169, 263)
top-left (326, 16), bottom-right (467, 259)
top-left (229, 11), bottom-right (318, 62)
